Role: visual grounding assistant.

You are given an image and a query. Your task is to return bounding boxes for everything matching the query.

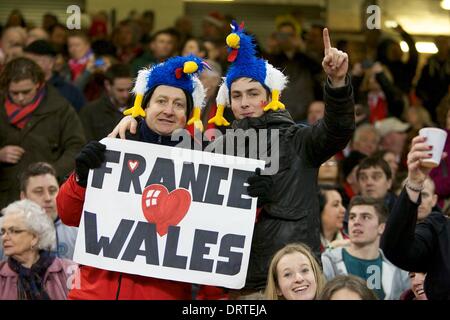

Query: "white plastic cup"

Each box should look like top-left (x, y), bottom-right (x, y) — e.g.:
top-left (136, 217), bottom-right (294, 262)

top-left (419, 127), bottom-right (448, 168)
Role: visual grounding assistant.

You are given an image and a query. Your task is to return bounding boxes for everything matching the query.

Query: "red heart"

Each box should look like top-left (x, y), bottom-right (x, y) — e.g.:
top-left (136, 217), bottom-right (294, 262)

top-left (141, 184), bottom-right (191, 236)
top-left (128, 160), bottom-right (139, 173)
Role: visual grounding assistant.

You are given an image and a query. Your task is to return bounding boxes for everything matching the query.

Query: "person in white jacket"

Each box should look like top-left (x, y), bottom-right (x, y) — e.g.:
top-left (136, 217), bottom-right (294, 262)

top-left (321, 195), bottom-right (409, 300)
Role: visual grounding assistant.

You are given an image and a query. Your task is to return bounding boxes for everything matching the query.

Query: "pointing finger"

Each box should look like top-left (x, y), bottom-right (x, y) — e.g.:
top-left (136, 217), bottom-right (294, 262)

top-left (323, 27), bottom-right (331, 56)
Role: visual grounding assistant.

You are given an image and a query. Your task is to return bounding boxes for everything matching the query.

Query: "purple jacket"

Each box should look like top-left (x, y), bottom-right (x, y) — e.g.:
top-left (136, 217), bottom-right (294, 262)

top-left (430, 129), bottom-right (450, 208)
top-left (0, 258), bottom-right (77, 300)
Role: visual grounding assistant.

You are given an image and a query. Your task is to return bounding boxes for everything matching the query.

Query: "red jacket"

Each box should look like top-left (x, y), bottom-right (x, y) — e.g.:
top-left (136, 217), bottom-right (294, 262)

top-left (57, 173), bottom-right (193, 300)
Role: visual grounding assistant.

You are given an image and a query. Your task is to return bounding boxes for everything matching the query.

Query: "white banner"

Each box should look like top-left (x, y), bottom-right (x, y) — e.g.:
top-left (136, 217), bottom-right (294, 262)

top-left (73, 138), bottom-right (264, 289)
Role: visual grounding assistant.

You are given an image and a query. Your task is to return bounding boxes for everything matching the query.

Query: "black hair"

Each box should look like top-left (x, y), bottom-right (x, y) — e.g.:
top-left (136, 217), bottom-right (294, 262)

top-left (20, 162), bottom-right (57, 192)
top-left (104, 64), bottom-right (132, 84)
top-left (348, 195), bottom-right (389, 224)
top-left (356, 156), bottom-right (392, 181)
top-left (318, 184), bottom-right (345, 215)
top-left (0, 57), bottom-right (45, 91)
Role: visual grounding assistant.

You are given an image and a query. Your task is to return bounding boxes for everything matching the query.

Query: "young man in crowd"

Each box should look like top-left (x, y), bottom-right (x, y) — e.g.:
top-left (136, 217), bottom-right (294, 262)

top-left (322, 196), bottom-right (409, 300)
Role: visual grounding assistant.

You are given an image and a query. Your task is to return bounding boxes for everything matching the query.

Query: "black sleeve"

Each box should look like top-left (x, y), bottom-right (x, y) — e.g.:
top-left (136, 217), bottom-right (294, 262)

top-left (381, 187), bottom-right (442, 272)
top-left (294, 75), bottom-right (355, 167)
top-left (415, 62), bottom-right (432, 103)
top-left (375, 72), bottom-right (404, 118)
top-left (351, 75), bottom-right (364, 96)
top-left (401, 31), bottom-right (419, 79)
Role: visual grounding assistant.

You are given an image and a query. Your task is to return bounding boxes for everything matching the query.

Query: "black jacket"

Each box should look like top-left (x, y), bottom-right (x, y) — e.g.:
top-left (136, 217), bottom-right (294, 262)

top-left (79, 94), bottom-right (124, 142)
top-left (381, 187), bottom-right (450, 300)
top-left (0, 85), bottom-right (86, 208)
top-left (49, 73), bottom-right (86, 112)
top-left (211, 77), bottom-right (355, 289)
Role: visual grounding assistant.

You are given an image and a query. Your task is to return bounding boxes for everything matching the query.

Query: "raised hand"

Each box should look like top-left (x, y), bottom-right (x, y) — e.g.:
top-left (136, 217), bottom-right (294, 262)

top-left (406, 135), bottom-right (447, 186)
top-left (322, 28), bottom-right (349, 88)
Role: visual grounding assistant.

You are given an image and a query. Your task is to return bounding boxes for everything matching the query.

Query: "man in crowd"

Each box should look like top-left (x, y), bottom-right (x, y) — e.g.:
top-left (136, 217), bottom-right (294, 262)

top-left (351, 123), bottom-right (380, 156)
top-left (375, 117), bottom-right (410, 163)
top-left (79, 64), bottom-right (133, 141)
top-left (357, 156), bottom-right (396, 212)
top-left (322, 196), bottom-right (409, 300)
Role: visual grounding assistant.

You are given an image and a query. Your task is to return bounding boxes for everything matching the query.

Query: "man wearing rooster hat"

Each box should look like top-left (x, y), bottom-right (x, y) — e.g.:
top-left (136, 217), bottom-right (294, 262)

top-left (56, 56), bottom-right (211, 299)
top-left (207, 22), bottom-right (355, 297)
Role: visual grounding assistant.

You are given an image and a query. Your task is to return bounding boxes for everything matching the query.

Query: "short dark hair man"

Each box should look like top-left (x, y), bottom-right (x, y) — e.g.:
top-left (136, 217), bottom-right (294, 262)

top-left (79, 64), bottom-right (133, 141)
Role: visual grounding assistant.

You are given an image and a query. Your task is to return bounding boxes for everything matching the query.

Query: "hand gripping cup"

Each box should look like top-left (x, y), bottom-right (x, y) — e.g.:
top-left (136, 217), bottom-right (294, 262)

top-left (419, 127), bottom-right (448, 168)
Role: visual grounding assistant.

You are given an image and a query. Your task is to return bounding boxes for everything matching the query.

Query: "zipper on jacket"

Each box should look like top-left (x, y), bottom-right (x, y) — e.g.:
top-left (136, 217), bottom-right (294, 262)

top-left (116, 274), bottom-right (123, 300)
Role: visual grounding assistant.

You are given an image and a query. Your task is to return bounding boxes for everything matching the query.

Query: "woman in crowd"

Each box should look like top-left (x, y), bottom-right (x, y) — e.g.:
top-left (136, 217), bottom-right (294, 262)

top-left (400, 272), bottom-right (427, 300)
top-left (0, 199), bottom-right (76, 300)
top-left (265, 243), bottom-right (326, 300)
top-left (318, 185), bottom-right (350, 252)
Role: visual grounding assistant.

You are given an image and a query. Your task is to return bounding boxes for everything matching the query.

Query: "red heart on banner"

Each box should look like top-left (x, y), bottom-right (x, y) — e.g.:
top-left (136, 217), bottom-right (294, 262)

top-left (141, 184), bottom-right (191, 236)
top-left (128, 160), bottom-right (139, 173)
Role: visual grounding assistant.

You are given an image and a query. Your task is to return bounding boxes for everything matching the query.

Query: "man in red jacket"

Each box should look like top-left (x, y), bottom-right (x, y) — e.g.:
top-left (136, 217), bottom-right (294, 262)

top-left (56, 56), bottom-right (210, 300)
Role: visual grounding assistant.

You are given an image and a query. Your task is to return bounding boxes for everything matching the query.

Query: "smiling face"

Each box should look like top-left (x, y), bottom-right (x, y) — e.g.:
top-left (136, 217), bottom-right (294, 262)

top-left (230, 77), bottom-right (268, 120)
top-left (276, 251), bottom-right (317, 300)
top-left (409, 272), bottom-right (427, 300)
top-left (145, 85), bottom-right (188, 136)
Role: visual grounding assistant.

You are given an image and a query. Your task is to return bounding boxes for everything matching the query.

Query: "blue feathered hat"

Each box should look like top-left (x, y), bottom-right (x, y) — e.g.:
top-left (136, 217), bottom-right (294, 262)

top-left (208, 21), bottom-right (289, 127)
top-left (123, 55), bottom-right (210, 131)
top-left (224, 21), bottom-right (266, 89)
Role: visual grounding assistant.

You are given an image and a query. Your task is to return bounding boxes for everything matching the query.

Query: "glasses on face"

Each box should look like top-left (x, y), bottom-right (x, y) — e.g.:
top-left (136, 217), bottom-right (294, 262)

top-left (0, 227), bottom-right (28, 236)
